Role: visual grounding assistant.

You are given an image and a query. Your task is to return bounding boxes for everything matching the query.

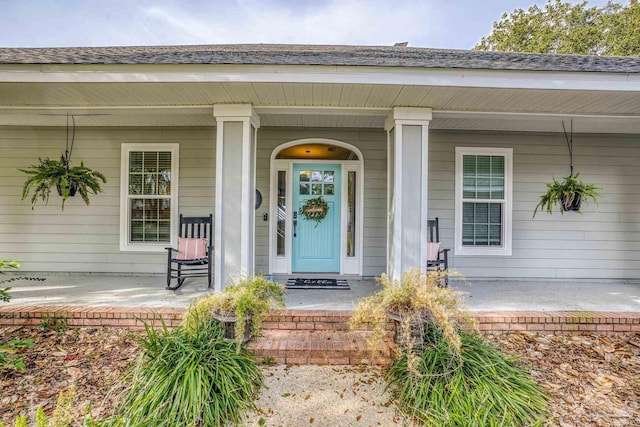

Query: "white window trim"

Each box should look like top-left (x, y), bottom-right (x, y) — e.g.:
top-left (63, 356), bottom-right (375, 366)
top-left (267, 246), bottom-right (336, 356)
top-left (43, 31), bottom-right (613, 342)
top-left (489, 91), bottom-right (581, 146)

top-left (119, 143), bottom-right (180, 252)
top-left (455, 146), bottom-right (512, 256)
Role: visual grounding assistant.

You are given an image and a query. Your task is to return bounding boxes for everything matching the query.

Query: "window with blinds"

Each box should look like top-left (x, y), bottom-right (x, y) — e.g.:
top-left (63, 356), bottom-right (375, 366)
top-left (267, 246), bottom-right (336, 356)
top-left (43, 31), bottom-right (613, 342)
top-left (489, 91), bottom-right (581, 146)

top-left (462, 155), bottom-right (504, 246)
top-left (120, 144), bottom-right (179, 251)
top-left (128, 151), bottom-right (173, 243)
top-left (455, 147), bottom-right (512, 256)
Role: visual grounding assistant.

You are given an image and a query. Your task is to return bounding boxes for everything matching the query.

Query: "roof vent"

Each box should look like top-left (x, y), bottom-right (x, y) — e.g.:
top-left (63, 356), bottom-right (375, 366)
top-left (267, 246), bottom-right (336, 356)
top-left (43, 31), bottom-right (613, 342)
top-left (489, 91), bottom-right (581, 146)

top-left (394, 42), bottom-right (408, 47)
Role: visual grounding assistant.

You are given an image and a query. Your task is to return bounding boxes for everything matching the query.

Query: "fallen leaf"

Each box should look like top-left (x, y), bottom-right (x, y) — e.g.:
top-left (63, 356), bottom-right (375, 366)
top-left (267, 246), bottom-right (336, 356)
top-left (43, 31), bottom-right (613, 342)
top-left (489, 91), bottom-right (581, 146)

top-left (67, 367), bottom-right (84, 381)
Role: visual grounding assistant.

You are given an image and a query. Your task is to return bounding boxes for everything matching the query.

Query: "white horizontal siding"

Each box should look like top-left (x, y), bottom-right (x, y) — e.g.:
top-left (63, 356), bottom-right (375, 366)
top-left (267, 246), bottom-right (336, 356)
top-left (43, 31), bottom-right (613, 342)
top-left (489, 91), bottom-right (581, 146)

top-left (255, 128), bottom-right (387, 277)
top-left (0, 126), bottom-right (216, 273)
top-left (430, 131), bottom-right (640, 279)
top-left (4, 125), bottom-right (639, 280)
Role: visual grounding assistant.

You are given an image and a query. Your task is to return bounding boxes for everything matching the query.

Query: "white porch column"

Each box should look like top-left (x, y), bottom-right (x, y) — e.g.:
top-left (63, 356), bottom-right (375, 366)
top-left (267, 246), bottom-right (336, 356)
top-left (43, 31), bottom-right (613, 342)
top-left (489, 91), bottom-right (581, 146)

top-left (385, 107), bottom-right (431, 282)
top-left (213, 104), bottom-right (260, 290)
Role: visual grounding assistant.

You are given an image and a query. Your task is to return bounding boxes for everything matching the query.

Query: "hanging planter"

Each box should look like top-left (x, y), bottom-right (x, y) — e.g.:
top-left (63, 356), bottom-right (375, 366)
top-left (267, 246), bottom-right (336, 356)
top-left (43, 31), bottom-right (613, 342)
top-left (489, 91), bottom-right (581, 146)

top-left (299, 196), bottom-right (329, 226)
top-left (19, 115), bottom-right (106, 210)
top-left (560, 192), bottom-right (581, 212)
top-left (533, 120), bottom-right (601, 217)
top-left (56, 183), bottom-right (77, 197)
top-left (534, 173), bottom-right (599, 216)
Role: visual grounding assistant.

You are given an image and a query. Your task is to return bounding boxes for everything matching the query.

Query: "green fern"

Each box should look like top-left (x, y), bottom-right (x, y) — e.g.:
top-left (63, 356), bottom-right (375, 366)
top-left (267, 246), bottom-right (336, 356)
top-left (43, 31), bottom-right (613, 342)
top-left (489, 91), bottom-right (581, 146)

top-left (19, 156), bottom-right (106, 210)
top-left (533, 173), bottom-right (601, 216)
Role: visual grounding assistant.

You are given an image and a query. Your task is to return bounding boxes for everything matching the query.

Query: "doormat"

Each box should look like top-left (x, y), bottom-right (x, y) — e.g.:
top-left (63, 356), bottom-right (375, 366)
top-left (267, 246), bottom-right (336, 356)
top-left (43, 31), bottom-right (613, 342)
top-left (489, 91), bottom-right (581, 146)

top-left (285, 278), bottom-right (350, 290)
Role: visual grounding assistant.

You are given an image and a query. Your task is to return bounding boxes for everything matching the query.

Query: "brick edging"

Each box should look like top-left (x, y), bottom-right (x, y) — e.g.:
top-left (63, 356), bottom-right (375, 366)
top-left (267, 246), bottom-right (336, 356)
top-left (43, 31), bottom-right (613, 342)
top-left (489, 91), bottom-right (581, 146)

top-left (1, 306), bottom-right (639, 333)
top-left (475, 310), bottom-right (640, 333)
top-left (0, 305), bottom-right (184, 329)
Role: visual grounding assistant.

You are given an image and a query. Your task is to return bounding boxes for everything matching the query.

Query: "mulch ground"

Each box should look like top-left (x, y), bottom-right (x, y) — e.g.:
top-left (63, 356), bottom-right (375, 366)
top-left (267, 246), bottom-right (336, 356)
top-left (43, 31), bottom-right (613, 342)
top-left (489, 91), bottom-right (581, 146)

top-left (0, 326), bottom-right (140, 425)
top-left (487, 332), bottom-right (640, 427)
top-left (1, 326), bottom-right (639, 426)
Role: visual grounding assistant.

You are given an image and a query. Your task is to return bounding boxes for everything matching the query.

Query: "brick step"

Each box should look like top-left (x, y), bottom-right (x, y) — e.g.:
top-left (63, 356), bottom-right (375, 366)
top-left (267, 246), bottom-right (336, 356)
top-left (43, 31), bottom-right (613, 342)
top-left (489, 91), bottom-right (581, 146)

top-left (246, 329), bottom-right (393, 365)
top-left (262, 309), bottom-right (394, 332)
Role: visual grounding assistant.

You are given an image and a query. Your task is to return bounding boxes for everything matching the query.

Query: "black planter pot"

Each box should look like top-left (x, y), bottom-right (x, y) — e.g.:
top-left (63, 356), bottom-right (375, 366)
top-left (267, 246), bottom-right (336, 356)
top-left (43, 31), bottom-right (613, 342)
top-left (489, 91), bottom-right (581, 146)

top-left (212, 313), bottom-right (252, 344)
top-left (56, 183), bottom-right (77, 197)
top-left (389, 312), bottom-right (433, 347)
top-left (561, 193), bottom-right (581, 211)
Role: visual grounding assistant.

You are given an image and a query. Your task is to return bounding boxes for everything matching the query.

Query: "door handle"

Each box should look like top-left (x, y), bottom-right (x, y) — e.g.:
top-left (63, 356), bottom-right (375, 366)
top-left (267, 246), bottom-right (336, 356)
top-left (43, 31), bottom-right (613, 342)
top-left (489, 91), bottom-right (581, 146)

top-left (293, 212), bottom-right (297, 237)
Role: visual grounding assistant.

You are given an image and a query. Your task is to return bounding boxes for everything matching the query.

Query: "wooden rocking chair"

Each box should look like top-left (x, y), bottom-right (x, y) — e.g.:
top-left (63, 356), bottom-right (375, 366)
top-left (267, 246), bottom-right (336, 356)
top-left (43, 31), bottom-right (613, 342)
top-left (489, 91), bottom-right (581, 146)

top-left (166, 214), bottom-right (213, 290)
top-left (427, 217), bottom-right (450, 287)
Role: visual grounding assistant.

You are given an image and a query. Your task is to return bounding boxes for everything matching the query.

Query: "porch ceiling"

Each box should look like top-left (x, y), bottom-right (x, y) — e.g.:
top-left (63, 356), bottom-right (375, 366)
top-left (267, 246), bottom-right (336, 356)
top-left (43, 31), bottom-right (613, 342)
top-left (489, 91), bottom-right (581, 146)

top-left (0, 82), bottom-right (638, 133)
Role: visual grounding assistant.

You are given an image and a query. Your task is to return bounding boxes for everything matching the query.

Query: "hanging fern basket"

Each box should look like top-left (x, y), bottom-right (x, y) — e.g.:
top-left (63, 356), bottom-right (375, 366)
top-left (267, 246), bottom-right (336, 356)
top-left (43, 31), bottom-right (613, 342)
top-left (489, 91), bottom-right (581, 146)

top-left (299, 196), bottom-right (329, 225)
top-left (56, 182), bottom-right (78, 197)
top-left (561, 192), bottom-right (581, 211)
top-left (19, 115), bottom-right (106, 210)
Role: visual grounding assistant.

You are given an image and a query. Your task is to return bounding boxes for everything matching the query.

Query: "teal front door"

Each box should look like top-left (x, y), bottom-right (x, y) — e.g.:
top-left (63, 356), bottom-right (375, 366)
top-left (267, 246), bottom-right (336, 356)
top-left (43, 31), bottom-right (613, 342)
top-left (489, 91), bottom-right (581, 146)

top-left (292, 163), bottom-right (341, 272)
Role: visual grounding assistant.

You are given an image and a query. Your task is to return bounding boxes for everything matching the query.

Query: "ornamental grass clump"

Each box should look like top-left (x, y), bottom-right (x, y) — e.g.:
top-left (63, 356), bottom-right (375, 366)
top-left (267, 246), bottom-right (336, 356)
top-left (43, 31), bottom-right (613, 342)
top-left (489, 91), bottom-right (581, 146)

top-left (350, 268), bottom-right (475, 369)
top-left (387, 323), bottom-right (549, 426)
top-left (183, 275), bottom-right (285, 352)
top-left (112, 315), bottom-right (262, 427)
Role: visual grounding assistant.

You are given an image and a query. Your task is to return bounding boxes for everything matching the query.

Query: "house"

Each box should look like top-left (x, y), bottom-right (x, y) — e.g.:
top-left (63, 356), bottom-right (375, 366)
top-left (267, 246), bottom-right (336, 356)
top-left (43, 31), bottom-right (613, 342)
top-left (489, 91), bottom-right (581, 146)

top-left (0, 44), bottom-right (639, 290)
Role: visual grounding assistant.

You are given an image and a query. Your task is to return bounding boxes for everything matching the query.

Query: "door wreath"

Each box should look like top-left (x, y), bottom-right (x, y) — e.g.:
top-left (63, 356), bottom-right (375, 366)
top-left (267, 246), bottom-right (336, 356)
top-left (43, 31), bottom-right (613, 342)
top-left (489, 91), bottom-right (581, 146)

top-left (299, 196), bottom-right (329, 226)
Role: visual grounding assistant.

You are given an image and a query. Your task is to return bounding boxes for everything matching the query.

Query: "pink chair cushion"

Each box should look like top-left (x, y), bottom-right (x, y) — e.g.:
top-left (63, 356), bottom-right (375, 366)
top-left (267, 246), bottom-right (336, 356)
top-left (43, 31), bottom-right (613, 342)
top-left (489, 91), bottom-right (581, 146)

top-left (177, 237), bottom-right (207, 260)
top-left (427, 242), bottom-right (441, 261)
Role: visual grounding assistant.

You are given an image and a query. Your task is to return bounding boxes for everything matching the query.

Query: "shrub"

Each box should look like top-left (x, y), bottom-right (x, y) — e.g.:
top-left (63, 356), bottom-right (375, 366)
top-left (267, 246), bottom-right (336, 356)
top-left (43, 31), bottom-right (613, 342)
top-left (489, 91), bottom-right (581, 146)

top-left (0, 337), bottom-right (34, 372)
top-left (112, 315), bottom-right (262, 427)
top-left (0, 260), bottom-right (38, 373)
top-left (0, 288), bottom-right (9, 303)
top-left (387, 323), bottom-right (549, 426)
top-left (0, 260), bottom-right (19, 302)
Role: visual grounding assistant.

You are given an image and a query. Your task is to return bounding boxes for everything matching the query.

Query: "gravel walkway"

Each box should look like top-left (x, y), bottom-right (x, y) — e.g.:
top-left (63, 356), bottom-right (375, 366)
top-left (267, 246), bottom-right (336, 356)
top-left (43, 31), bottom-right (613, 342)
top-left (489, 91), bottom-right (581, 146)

top-left (244, 365), bottom-right (410, 427)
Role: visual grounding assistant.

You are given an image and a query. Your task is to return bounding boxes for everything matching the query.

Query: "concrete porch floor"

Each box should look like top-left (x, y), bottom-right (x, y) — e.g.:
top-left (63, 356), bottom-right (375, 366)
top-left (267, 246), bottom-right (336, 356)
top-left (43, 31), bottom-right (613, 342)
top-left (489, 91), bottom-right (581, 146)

top-left (2, 273), bottom-right (640, 312)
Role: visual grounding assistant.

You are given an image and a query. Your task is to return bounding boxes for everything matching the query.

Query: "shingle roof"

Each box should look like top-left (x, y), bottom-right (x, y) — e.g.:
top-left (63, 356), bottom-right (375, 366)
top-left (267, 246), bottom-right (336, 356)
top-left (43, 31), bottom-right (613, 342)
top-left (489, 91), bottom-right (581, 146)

top-left (0, 44), bottom-right (638, 73)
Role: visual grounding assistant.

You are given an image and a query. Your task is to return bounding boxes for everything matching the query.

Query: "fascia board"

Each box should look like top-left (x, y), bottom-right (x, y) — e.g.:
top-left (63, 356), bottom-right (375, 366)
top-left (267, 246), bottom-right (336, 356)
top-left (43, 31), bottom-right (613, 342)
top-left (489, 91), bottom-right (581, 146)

top-left (0, 64), bottom-right (638, 92)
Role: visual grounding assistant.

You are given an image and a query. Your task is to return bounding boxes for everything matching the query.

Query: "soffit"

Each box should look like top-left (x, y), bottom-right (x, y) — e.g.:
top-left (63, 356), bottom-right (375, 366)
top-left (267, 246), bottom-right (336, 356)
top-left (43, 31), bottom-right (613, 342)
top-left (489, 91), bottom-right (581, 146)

top-left (0, 82), bottom-right (638, 115)
top-left (0, 81), bottom-right (638, 133)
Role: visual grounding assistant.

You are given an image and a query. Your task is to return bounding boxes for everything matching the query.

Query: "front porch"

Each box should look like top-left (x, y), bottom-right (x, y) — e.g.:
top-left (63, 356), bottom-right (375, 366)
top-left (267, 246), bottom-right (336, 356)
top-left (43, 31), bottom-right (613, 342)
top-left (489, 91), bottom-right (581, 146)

top-left (1, 44), bottom-right (640, 294)
top-left (4, 273), bottom-right (640, 312)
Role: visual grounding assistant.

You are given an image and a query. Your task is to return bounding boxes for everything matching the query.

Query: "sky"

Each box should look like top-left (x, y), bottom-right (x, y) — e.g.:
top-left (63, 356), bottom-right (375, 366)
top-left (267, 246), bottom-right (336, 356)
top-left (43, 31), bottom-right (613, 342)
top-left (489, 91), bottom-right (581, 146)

top-left (0, 0), bottom-right (616, 49)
